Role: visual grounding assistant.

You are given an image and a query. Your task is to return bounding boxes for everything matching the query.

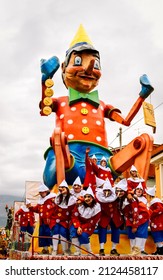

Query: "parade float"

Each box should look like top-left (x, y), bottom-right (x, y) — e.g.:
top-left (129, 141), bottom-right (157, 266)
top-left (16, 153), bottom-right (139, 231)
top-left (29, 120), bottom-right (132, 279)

top-left (40, 24), bottom-right (154, 188)
top-left (9, 25), bottom-right (162, 260)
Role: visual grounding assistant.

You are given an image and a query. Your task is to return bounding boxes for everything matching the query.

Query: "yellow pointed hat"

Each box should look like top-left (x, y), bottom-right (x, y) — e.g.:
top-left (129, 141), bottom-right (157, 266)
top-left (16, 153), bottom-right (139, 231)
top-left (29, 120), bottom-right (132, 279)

top-left (65, 24), bottom-right (99, 65)
top-left (69, 24), bottom-right (93, 47)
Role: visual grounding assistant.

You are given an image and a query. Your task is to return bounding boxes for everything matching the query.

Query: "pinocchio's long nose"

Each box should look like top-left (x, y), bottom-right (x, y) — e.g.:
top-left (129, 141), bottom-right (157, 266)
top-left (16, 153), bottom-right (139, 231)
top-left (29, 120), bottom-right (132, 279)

top-left (85, 59), bottom-right (95, 75)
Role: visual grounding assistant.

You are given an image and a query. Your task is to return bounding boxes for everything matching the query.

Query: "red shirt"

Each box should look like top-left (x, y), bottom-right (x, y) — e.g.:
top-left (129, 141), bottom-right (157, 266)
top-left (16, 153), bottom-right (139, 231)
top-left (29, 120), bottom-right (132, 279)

top-left (52, 95), bottom-right (117, 147)
top-left (96, 191), bottom-right (123, 228)
top-left (83, 153), bottom-right (96, 190)
top-left (92, 162), bottom-right (114, 185)
top-left (49, 195), bottom-right (76, 229)
top-left (15, 206), bottom-right (35, 227)
top-left (148, 198), bottom-right (163, 232)
top-left (30, 193), bottom-right (56, 225)
top-left (127, 177), bottom-right (146, 194)
top-left (122, 198), bottom-right (149, 229)
top-left (71, 203), bottom-right (101, 235)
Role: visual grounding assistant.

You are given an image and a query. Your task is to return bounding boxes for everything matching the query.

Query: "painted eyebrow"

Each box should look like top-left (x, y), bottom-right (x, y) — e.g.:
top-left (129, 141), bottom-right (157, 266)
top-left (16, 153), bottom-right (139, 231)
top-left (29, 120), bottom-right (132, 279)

top-left (73, 51), bottom-right (99, 58)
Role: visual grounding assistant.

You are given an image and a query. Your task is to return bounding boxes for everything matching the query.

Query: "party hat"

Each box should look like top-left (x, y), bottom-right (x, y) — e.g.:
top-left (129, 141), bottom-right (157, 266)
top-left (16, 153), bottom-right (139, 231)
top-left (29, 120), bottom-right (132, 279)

top-left (65, 24), bottom-right (99, 65)
top-left (69, 24), bottom-right (93, 48)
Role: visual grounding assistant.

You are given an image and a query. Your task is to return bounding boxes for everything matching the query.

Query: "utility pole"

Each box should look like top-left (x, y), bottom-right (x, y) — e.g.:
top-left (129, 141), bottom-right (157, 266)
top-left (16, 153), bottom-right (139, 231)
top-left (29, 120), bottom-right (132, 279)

top-left (119, 127), bottom-right (122, 150)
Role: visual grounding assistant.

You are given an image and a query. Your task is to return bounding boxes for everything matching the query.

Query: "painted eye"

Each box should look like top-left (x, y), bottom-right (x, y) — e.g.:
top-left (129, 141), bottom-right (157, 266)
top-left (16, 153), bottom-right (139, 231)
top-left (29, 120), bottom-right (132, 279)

top-left (74, 56), bottom-right (82, 65)
top-left (94, 59), bottom-right (100, 70)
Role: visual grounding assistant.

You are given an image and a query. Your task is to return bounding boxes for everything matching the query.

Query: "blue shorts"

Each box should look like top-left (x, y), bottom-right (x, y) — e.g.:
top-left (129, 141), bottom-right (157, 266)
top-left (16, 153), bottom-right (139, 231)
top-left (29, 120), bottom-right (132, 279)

top-left (151, 230), bottom-right (163, 243)
top-left (51, 223), bottom-right (69, 239)
top-left (127, 221), bottom-right (149, 239)
top-left (70, 225), bottom-right (90, 245)
top-left (39, 224), bottom-right (52, 247)
top-left (98, 220), bottom-right (120, 244)
top-left (21, 224), bottom-right (34, 235)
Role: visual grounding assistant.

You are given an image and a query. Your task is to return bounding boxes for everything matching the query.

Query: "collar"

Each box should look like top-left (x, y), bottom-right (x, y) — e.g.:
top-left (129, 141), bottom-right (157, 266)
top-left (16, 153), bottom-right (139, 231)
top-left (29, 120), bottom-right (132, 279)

top-left (68, 87), bottom-right (100, 108)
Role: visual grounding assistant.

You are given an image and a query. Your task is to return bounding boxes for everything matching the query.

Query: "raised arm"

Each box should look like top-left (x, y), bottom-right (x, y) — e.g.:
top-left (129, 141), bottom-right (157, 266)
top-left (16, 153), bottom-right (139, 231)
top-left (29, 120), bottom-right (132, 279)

top-left (108, 74), bottom-right (154, 126)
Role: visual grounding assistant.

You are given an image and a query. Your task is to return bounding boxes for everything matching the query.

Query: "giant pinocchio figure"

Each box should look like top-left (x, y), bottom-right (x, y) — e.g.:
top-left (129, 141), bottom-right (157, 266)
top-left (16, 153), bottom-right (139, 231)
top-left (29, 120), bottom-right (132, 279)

top-left (40, 24), bottom-right (154, 189)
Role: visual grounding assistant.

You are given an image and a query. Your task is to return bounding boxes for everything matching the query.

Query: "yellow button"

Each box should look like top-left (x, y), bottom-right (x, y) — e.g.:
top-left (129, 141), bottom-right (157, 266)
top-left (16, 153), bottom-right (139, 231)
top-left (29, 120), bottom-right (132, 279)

top-left (81, 108), bottom-right (88, 115)
top-left (58, 213), bottom-right (62, 217)
top-left (43, 106), bottom-right (52, 115)
top-left (82, 127), bottom-right (89, 134)
top-left (45, 79), bottom-right (54, 88)
top-left (45, 88), bottom-right (54, 97)
top-left (43, 97), bottom-right (53, 106)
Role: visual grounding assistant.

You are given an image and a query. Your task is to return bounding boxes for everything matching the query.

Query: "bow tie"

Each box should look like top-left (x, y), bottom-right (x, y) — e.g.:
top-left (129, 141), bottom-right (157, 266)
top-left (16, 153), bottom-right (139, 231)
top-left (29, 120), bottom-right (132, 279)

top-left (69, 88), bottom-right (100, 108)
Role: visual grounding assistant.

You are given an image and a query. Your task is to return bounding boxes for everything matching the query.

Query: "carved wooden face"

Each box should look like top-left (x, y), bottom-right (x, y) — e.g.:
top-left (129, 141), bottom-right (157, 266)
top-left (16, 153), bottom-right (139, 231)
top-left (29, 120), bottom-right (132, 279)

top-left (62, 51), bottom-right (101, 93)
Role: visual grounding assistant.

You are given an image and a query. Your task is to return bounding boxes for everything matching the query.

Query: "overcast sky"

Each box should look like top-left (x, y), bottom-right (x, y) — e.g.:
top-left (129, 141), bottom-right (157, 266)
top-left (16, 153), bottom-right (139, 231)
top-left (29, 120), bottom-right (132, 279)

top-left (0, 0), bottom-right (162, 197)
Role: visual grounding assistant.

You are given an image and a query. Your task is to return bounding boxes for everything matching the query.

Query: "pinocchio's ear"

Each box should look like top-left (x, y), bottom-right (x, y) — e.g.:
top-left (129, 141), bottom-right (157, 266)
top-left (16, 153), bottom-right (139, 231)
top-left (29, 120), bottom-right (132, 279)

top-left (61, 62), bottom-right (66, 73)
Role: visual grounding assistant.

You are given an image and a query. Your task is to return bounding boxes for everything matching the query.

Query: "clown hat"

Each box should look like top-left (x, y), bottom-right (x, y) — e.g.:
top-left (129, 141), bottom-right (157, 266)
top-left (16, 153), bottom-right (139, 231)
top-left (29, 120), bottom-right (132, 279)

top-left (92, 154), bottom-right (97, 160)
top-left (146, 186), bottom-right (156, 197)
top-left (38, 183), bottom-right (49, 192)
top-left (115, 179), bottom-right (128, 192)
top-left (100, 156), bottom-right (107, 163)
top-left (135, 182), bottom-right (143, 190)
top-left (26, 199), bottom-right (31, 204)
top-left (65, 24), bottom-right (99, 65)
top-left (130, 165), bottom-right (137, 172)
top-left (84, 186), bottom-right (95, 198)
top-left (103, 180), bottom-right (112, 190)
top-left (96, 177), bottom-right (105, 188)
top-left (73, 176), bottom-right (82, 186)
top-left (59, 179), bottom-right (69, 188)
top-left (69, 24), bottom-right (93, 48)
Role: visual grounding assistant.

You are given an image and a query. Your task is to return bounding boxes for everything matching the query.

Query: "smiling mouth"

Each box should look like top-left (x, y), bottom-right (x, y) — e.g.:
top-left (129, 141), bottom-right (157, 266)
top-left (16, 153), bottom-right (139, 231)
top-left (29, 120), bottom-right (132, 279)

top-left (78, 74), bottom-right (95, 80)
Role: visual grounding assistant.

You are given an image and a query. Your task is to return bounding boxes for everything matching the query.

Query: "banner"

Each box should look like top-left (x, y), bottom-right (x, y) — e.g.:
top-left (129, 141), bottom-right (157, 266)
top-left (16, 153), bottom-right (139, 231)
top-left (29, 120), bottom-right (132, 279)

top-left (143, 102), bottom-right (156, 133)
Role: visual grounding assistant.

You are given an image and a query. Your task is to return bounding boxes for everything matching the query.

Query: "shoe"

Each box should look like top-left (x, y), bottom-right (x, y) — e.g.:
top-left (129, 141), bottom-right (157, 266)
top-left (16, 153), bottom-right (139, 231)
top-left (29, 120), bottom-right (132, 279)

top-left (159, 246), bottom-right (163, 255)
top-left (110, 249), bottom-right (120, 256)
top-left (152, 247), bottom-right (163, 255)
top-left (129, 246), bottom-right (141, 256)
top-left (41, 248), bottom-right (49, 254)
top-left (52, 250), bottom-right (57, 256)
top-left (152, 247), bottom-right (160, 255)
top-left (63, 250), bottom-right (70, 256)
top-left (141, 251), bottom-right (148, 255)
top-left (73, 251), bottom-right (81, 256)
top-left (99, 249), bottom-right (105, 256)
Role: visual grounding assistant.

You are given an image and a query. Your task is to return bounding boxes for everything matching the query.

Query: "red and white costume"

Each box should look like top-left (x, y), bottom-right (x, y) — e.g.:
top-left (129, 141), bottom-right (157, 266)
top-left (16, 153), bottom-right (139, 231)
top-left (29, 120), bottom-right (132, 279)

top-left (148, 198), bottom-right (163, 232)
top-left (127, 177), bottom-right (146, 195)
top-left (83, 153), bottom-right (96, 190)
top-left (29, 190), bottom-right (57, 248)
top-left (49, 195), bottom-right (77, 229)
top-left (92, 162), bottom-right (114, 186)
top-left (96, 188), bottom-right (123, 229)
top-left (127, 165), bottom-right (146, 195)
top-left (30, 193), bottom-right (56, 225)
top-left (122, 198), bottom-right (149, 229)
top-left (71, 202), bottom-right (101, 236)
top-left (15, 205), bottom-right (35, 227)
